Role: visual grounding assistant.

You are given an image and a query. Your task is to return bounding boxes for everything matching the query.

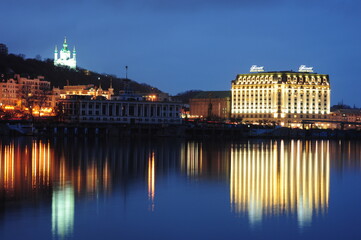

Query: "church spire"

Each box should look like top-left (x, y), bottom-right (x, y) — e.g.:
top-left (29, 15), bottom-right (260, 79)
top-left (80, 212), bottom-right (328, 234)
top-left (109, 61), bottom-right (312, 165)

top-left (63, 36), bottom-right (68, 51)
top-left (72, 46), bottom-right (76, 60)
top-left (54, 45), bottom-right (58, 61)
top-left (108, 78), bottom-right (114, 97)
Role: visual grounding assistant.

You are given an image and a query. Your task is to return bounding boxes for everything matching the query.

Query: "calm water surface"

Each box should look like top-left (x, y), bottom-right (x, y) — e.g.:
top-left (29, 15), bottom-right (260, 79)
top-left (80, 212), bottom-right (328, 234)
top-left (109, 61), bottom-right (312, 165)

top-left (0, 137), bottom-right (361, 240)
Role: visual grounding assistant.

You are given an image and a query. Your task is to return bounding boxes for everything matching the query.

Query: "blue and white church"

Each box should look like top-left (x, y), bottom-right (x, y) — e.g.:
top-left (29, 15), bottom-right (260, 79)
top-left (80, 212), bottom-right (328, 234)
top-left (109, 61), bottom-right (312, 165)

top-left (54, 37), bottom-right (76, 69)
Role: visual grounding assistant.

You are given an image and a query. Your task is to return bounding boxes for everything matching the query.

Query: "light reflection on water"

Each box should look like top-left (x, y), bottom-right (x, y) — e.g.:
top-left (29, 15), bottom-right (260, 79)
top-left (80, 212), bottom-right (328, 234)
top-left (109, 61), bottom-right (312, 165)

top-left (0, 138), bottom-right (360, 239)
top-left (52, 183), bottom-right (74, 239)
top-left (148, 152), bottom-right (155, 211)
top-left (229, 140), bottom-right (329, 228)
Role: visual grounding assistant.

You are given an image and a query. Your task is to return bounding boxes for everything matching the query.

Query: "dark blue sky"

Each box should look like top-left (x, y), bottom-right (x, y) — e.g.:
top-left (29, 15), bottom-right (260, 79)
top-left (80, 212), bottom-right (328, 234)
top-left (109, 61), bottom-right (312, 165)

top-left (1, 0), bottom-right (360, 105)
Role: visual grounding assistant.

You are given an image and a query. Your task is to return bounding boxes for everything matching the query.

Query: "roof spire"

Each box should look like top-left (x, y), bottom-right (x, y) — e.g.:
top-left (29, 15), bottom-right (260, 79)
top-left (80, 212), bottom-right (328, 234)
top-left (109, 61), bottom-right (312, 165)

top-left (63, 36), bottom-right (68, 50)
top-left (55, 45), bottom-right (58, 53)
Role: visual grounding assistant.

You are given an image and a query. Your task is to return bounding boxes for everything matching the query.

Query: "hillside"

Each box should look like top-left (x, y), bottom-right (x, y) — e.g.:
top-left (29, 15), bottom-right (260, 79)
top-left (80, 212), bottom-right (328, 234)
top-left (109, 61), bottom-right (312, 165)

top-left (173, 90), bottom-right (204, 103)
top-left (0, 54), bottom-right (162, 94)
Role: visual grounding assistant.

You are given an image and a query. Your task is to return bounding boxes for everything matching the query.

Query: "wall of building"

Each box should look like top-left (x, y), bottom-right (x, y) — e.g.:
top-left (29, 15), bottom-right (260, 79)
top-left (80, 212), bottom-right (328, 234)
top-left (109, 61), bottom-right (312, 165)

top-left (189, 98), bottom-right (230, 119)
top-left (0, 74), bottom-right (52, 107)
top-left (60, 95), bottom-right (182, 124)
top-left (231, 72), bottom-right (331, 125)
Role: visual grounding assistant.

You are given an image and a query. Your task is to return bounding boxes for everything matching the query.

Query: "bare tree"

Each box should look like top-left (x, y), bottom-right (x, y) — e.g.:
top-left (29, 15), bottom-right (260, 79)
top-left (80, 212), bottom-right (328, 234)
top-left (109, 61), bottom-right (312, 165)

top-left (36, 87), bottom-right (51, 117)
top-left (19, 84), bottom-right (52, 119)
top-left (20, 85), bottom-right (37, 119)
top-left (53, 101), bottom-right (65, 121)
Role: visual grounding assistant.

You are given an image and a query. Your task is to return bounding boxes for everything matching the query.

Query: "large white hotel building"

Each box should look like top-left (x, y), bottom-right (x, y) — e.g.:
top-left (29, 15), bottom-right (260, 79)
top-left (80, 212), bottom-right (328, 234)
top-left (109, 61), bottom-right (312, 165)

top-left (231, 66), bottom-right (330, 126)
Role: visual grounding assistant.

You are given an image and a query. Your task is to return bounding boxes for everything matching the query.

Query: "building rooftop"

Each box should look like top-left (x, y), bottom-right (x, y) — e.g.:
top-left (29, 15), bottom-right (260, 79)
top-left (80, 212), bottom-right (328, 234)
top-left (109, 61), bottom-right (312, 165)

top-left (332, 109), bottom-right (361, 114)
top-left (238, 71), bottom-right (326, 75)
top-left (192, 91), bottom-right (231, 99)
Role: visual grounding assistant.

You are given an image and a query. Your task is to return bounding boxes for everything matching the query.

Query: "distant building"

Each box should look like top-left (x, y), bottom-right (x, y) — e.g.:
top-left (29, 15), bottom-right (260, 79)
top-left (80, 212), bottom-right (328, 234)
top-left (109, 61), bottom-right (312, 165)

top-left (143, 92), bottom-right (171, 102)
top-left (56, 84), bottom-right (114, 100)
top-left (331, 109), bottom-right (361, 122)
top-left (189, 91), bottom-right (231, 119)
top-left (231, 67), bottom-right (331, 126)
top-left (0, 43), bottom-right (8, 55)
top-left (60, 95), bottom-right (182, 124)
top-left (54, 37), bottom-right (76, 69)
top-left (0, 74), bottom-right (53, 112)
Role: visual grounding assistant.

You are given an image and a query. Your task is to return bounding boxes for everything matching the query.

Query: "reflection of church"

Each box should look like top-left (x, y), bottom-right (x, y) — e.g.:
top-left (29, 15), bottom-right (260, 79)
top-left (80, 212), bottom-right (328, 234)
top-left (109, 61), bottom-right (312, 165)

top-left (54, 37), bottom-right (76, 69)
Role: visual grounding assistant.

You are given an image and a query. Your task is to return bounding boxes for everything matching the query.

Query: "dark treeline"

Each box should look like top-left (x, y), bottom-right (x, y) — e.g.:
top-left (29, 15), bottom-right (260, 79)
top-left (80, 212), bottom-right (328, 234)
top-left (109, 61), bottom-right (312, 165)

top-left (173, 90), bottom-right (204, 103)
top-left (0, 54), bottom-right (162, 94)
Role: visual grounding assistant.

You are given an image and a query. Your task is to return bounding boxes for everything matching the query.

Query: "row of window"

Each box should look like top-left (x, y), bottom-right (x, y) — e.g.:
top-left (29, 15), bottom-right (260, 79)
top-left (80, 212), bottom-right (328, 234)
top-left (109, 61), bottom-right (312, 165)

top-left (78, 117), bottom-right (181, 123)
top-left (233, 84), bottom-right (329, 89)
top-left (81, 103), bottom-right (178, 112)
top-left (234, 114), bottom-right (328, 119)
top-left (233, 93), bottom-right (328, 97)
top-left (78, 109), bottom-right (178, 118)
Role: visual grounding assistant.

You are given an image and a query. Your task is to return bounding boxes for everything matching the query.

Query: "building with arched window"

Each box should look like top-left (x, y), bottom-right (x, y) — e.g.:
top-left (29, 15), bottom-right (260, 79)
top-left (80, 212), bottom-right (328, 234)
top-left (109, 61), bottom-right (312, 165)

top-left (231, 69), bottom-right (330, 126)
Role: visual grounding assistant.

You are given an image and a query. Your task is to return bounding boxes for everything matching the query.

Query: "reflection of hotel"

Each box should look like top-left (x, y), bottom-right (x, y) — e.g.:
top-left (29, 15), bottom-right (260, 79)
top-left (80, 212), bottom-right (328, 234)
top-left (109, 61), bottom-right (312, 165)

top-left (230, 140), bottom-right (330, 227)
top-left (231, 66), bottom-right (331, 126)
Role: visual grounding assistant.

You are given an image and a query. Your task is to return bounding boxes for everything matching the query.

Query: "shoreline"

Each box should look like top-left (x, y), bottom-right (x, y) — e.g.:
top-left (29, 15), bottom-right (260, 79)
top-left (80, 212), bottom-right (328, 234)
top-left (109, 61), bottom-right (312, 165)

top-left (0, 121), bottom-right (360, 140)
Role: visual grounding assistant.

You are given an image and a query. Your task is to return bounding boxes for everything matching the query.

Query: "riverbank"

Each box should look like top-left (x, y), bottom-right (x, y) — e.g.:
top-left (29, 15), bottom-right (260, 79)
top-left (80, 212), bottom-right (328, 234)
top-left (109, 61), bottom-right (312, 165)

top-left (1, 121), bottom-right (360, 139)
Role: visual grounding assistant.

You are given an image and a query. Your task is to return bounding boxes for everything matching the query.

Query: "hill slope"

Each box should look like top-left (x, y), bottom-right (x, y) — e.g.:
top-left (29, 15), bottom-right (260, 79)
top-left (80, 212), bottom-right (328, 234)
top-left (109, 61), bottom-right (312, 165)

top-left (0, 54), bottom-right (162, 94)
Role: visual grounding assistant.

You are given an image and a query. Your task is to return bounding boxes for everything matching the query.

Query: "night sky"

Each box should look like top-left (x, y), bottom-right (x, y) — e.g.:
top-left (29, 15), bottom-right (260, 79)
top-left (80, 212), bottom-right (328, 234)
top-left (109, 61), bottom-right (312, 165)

top-left (1, 0), bottom-right (360, 105)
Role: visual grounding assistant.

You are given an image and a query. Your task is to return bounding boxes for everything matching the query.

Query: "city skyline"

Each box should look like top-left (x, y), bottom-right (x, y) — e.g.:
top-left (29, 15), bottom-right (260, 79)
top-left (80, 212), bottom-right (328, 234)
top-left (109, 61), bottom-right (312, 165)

top-left (1, 0), bottom-right (360, 105)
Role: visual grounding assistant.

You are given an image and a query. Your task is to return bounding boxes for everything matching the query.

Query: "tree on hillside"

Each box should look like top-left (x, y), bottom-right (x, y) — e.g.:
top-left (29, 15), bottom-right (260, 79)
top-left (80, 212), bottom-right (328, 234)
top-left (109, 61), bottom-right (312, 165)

top-left (173, 90), bottom-right (204, 104)
top-left (0, 53), bottom-right (163, 94)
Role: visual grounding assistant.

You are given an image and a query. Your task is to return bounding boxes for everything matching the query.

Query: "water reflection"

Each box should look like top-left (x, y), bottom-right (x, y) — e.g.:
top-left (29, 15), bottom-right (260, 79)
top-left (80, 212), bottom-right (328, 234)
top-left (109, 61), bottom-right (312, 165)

top-left (181, 142), bottom-right (203, 178)
top-left (180, 141), bottom-right (230, 180)
top-left (52, 184), bottom-right (75, 239)
top-left (148, 152), bottom-right (155, 211)
top-left (0, 139), bottom-right (54, 198)
top-left (230, 140), bottom-right (330, 227)
top-left (1, 137), bottom-right (361, 238)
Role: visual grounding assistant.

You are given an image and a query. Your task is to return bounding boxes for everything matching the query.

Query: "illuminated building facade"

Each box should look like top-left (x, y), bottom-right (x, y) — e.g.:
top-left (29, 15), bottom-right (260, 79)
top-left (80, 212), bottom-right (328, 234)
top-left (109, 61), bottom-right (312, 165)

top-left (60, 95), bottom-right (182, 124)
top-left (189, 91), bottom-right (231, 119)
top-left (330, 109), bottom-right (361, 123)
top-left (329, 109), bottom-right (361, 129)
top-left (231, 69), bottom-right (331, 125)
top-left (56, 84), bottom-right (114, 100)
top-left (54, 37), bottom-right (76, 69)
top-left (0, 74), bottom-right (52, 107)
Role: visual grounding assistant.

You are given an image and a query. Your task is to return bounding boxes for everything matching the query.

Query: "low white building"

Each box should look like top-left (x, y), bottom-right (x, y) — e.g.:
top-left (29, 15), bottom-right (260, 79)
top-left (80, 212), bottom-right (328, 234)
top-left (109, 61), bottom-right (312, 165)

top-left (59, 95), bottom-right (182, 124)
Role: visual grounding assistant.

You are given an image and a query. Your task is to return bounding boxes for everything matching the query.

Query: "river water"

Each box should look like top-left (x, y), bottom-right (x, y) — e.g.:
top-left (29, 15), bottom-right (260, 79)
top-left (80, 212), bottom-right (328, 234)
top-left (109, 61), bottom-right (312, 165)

top-left (0, 137), bottom-right (360, 240)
